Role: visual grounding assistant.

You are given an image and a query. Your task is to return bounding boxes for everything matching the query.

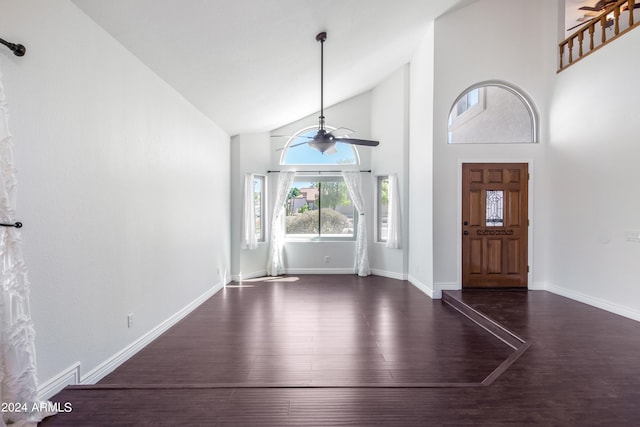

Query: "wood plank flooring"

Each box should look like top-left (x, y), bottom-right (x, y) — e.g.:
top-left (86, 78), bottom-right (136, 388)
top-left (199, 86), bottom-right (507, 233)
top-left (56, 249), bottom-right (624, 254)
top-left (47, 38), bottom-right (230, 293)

top-left (40, 275), bottom-right (640, 426)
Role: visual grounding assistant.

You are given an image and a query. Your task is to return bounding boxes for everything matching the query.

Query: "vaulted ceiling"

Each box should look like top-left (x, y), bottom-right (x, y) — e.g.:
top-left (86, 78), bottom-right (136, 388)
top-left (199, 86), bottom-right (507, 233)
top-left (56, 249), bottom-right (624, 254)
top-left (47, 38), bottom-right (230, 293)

top-left (71, 0), bottom-right (475, 136)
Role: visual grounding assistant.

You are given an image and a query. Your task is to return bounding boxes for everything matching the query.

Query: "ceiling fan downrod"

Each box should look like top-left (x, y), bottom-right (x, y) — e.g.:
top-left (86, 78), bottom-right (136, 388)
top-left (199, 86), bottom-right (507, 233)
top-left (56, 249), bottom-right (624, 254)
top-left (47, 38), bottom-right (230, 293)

top-left (316, 31), bottom-right (327, 132)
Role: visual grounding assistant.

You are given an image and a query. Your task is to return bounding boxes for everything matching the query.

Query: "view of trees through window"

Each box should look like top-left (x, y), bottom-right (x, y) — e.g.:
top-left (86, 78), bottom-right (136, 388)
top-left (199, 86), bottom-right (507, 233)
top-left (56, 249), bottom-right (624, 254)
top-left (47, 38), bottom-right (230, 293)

top-left (285, 177), bottom-right (355, 239)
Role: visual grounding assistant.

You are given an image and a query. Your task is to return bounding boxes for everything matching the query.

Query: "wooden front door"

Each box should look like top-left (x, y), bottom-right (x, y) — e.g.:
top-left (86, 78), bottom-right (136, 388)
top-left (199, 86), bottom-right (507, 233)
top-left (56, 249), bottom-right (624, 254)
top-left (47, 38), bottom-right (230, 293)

top-left (462, 163), bottom-right (528, 288)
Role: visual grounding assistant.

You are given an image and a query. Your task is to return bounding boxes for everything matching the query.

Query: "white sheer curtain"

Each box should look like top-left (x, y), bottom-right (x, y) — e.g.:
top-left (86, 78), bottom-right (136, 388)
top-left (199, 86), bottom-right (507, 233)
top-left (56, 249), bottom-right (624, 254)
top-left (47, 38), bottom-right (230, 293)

top-left (385, 173), bottom-right (402, 249)
top-left (0, 66), bottom-right (54, 425)
top-left (342, 171), bottom-right (370, 276)
top-left (240, 173), bottom-right (258, 250)
top-left (266, 171), bottom-right (295, 276)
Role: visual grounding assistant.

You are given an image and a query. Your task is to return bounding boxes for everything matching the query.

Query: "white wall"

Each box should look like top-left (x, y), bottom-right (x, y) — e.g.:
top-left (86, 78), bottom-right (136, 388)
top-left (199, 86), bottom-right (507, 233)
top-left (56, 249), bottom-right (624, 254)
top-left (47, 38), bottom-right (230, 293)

top-left (431, 0), bottom-right (556, 293)
top-left (0, 0), bottom-right (230, 391)
top-left (548, 27), bottom-right (640, 320)
top-left (370, 65), bottom-right (410, 280)
top-left (230, 133), bottom-right (271, 280)
top-left (407, 24), bottom-right (436, 296)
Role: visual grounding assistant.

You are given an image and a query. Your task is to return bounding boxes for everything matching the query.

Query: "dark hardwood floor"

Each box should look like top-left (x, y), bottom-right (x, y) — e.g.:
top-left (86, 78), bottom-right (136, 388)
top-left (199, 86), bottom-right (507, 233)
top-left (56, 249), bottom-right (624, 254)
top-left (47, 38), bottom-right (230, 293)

top-left (41, 275), bottom-right (640, 426)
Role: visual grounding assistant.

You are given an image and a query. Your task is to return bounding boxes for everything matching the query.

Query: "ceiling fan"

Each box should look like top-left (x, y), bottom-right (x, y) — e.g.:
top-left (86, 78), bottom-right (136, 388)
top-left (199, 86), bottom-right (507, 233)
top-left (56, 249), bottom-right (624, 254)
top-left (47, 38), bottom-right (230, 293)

top-left (578, 0), bottom-right (616, 13)
top-left (567, 0), bottom-right (618, 31)
top-left (568, 0), bottom-right (640, 32)
top-left (276, 32), bottom-right (380, 154)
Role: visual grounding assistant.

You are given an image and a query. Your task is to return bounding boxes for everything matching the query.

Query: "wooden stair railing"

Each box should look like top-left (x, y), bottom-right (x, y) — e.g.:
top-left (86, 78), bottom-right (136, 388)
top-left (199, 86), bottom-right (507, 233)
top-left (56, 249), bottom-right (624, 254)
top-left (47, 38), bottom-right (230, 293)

top-left (559, 0), bottom-right (639, 71)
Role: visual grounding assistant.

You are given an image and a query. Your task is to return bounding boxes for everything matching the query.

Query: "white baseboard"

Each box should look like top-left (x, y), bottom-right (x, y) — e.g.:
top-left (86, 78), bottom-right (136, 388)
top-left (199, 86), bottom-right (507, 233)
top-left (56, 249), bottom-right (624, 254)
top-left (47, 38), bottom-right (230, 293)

top-left (38, 362), bottom-right (81, 401)
top-left (370, 269), bottom-right (408, 281)
top-left (408, 275), bottom-right (434, 299)
top-left (235, 268), bottom-right (408, 280)
top-left (232, 269), bottom-right (267, 282)
top-left (284, 268), bottom-right (355, 275)
top-left (544, 282), bottom-right (640, 322)
top-left (529, 281), bottom-right (547, 291)
top-left (81, 282), bottom-right (225, 385)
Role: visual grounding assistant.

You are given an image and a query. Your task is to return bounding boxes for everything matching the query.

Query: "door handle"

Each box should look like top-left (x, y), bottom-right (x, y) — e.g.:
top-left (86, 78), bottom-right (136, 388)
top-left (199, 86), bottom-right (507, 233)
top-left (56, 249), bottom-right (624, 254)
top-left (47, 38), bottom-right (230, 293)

top-left (463, 221), bottom-right (469, 226)
top-left (463, 231), bottom-right (469, 235)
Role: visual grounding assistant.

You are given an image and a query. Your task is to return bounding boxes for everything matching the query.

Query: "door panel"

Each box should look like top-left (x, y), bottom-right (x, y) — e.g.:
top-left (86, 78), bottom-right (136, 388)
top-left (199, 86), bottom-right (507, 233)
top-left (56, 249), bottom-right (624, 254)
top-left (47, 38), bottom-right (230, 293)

top-left (507, 190), bottom-right (521, 227)
top-left (488, 169), bottom-right (503, 183)
top-left (470, 239), bottom-right (482, 274)
top-left (487, 239), bottom-right (502, 274)
top-left (462, 163), bottom-right (528, 288)
top-left (469, 190), bottom-right (482, 226)
top-left (507, 239), bottom-right (520, 274)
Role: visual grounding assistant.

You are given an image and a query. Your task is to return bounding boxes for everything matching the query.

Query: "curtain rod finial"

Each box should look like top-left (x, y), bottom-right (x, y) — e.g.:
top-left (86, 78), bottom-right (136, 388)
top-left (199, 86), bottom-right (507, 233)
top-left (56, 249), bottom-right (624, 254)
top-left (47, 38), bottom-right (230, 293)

top-left (0, 38), bottom-right (26, 56)
top-left (13, 44), bottom-right (26, 57)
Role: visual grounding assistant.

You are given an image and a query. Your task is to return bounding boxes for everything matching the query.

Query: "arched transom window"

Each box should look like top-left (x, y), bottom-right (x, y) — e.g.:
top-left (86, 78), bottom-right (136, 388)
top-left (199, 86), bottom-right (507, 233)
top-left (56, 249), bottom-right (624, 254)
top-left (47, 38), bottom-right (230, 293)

top-left (280, 126), bottom-right (360, 165)
top-left (448, 81), bottom-right (538, 144)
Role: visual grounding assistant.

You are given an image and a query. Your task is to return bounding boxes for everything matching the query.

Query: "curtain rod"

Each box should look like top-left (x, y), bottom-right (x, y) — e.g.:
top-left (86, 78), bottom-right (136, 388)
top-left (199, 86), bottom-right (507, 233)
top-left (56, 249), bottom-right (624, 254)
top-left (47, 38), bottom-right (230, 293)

top-left (0, 37), bottom-right (26, 57)
top-left (0, 222), bottom-right (22, 228)
top-left (267, 170), bottom-right (371, 173)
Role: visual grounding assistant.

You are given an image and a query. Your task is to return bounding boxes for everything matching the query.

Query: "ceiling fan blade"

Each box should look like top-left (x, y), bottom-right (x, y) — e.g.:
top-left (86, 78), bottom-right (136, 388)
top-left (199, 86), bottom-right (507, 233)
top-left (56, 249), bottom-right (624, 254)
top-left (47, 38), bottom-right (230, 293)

top-left (334, 138), bottom-right (379, 147)
top-left (331, 127), bottom-right (354, 138)
top-left (567, 20), bottom-right (591, 31)
top-left (272, 134), bottom-right (314, 140)
top-left (579, 6), bottom-right (602, 11)
top-left (288, 140), bottom-right (312, 149)
top-left (275, 140), bottom-right (310, 151)
top-left (579, 0), bottom-right (615, 11)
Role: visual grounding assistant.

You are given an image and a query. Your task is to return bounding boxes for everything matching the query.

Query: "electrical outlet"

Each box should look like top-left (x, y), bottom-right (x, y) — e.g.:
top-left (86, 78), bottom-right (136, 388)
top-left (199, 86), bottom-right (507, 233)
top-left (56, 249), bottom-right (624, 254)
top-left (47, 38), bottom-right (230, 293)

top-left (127, 313), bottom-right (134, 328)
top-left (324, 256), bottom-right (330, 263)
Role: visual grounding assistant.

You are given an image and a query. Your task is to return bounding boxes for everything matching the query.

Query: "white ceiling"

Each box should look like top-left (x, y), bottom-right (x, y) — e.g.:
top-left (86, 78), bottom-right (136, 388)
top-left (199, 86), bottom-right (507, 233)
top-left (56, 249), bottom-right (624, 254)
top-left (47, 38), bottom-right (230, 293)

top-left (71, 0), bottom-right (475, 136)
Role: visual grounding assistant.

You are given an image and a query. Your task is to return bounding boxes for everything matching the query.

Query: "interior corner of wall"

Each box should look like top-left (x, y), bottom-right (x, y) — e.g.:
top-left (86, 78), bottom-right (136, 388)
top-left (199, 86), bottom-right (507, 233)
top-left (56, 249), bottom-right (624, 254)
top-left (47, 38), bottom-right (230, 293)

top-left (408, 274), bottom-right (434, 299)
top-left (37, 362), bottom-right (81, 401)
top-left (434, 282), bottom-right (460, 300)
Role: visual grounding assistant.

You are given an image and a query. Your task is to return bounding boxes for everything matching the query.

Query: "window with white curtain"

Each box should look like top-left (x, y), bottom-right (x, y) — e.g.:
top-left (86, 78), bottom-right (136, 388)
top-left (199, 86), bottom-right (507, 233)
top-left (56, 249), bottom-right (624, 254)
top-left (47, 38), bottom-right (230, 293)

top-left (377, 175), bottom-right (389, 243)
top-left (269, 125), bottom-right (370, 276)
top-left (253, 175), bottom-right (266, 242)
top-left (384, 174), bottom-right (401, 249)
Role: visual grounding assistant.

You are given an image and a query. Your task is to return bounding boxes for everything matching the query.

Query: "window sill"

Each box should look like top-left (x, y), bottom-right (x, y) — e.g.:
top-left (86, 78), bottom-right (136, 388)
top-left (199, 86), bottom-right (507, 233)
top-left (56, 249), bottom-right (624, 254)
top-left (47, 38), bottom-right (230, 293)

top-left (285, 237), bottom-right (356, 243)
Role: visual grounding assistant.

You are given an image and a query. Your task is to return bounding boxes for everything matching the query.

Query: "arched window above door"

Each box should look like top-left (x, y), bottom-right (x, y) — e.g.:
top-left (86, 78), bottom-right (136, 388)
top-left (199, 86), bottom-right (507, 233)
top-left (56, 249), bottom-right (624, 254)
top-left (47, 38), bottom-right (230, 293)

top-left (448, 81), bottom-right (538, 144)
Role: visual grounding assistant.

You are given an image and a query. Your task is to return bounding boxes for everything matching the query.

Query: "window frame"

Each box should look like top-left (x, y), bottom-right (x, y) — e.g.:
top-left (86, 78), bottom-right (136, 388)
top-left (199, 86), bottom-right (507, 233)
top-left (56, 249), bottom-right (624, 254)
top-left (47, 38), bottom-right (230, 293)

top-left (447, 80), bottom-right (538, 144)
top-left (284, 174), bottom-right (357, 242)
top-left (253, 174), bottom-right (266, 243)
top-left (376, 175), bottom-right (389, 243)
top-left (448, 87), bottom-right (485, 131)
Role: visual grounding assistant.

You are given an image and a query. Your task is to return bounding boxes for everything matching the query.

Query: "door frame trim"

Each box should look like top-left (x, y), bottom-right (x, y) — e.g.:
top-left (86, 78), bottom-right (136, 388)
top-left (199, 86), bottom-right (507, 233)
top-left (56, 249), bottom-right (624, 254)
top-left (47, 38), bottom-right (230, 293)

top-left (456, 159), bottom-right (534, 289)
